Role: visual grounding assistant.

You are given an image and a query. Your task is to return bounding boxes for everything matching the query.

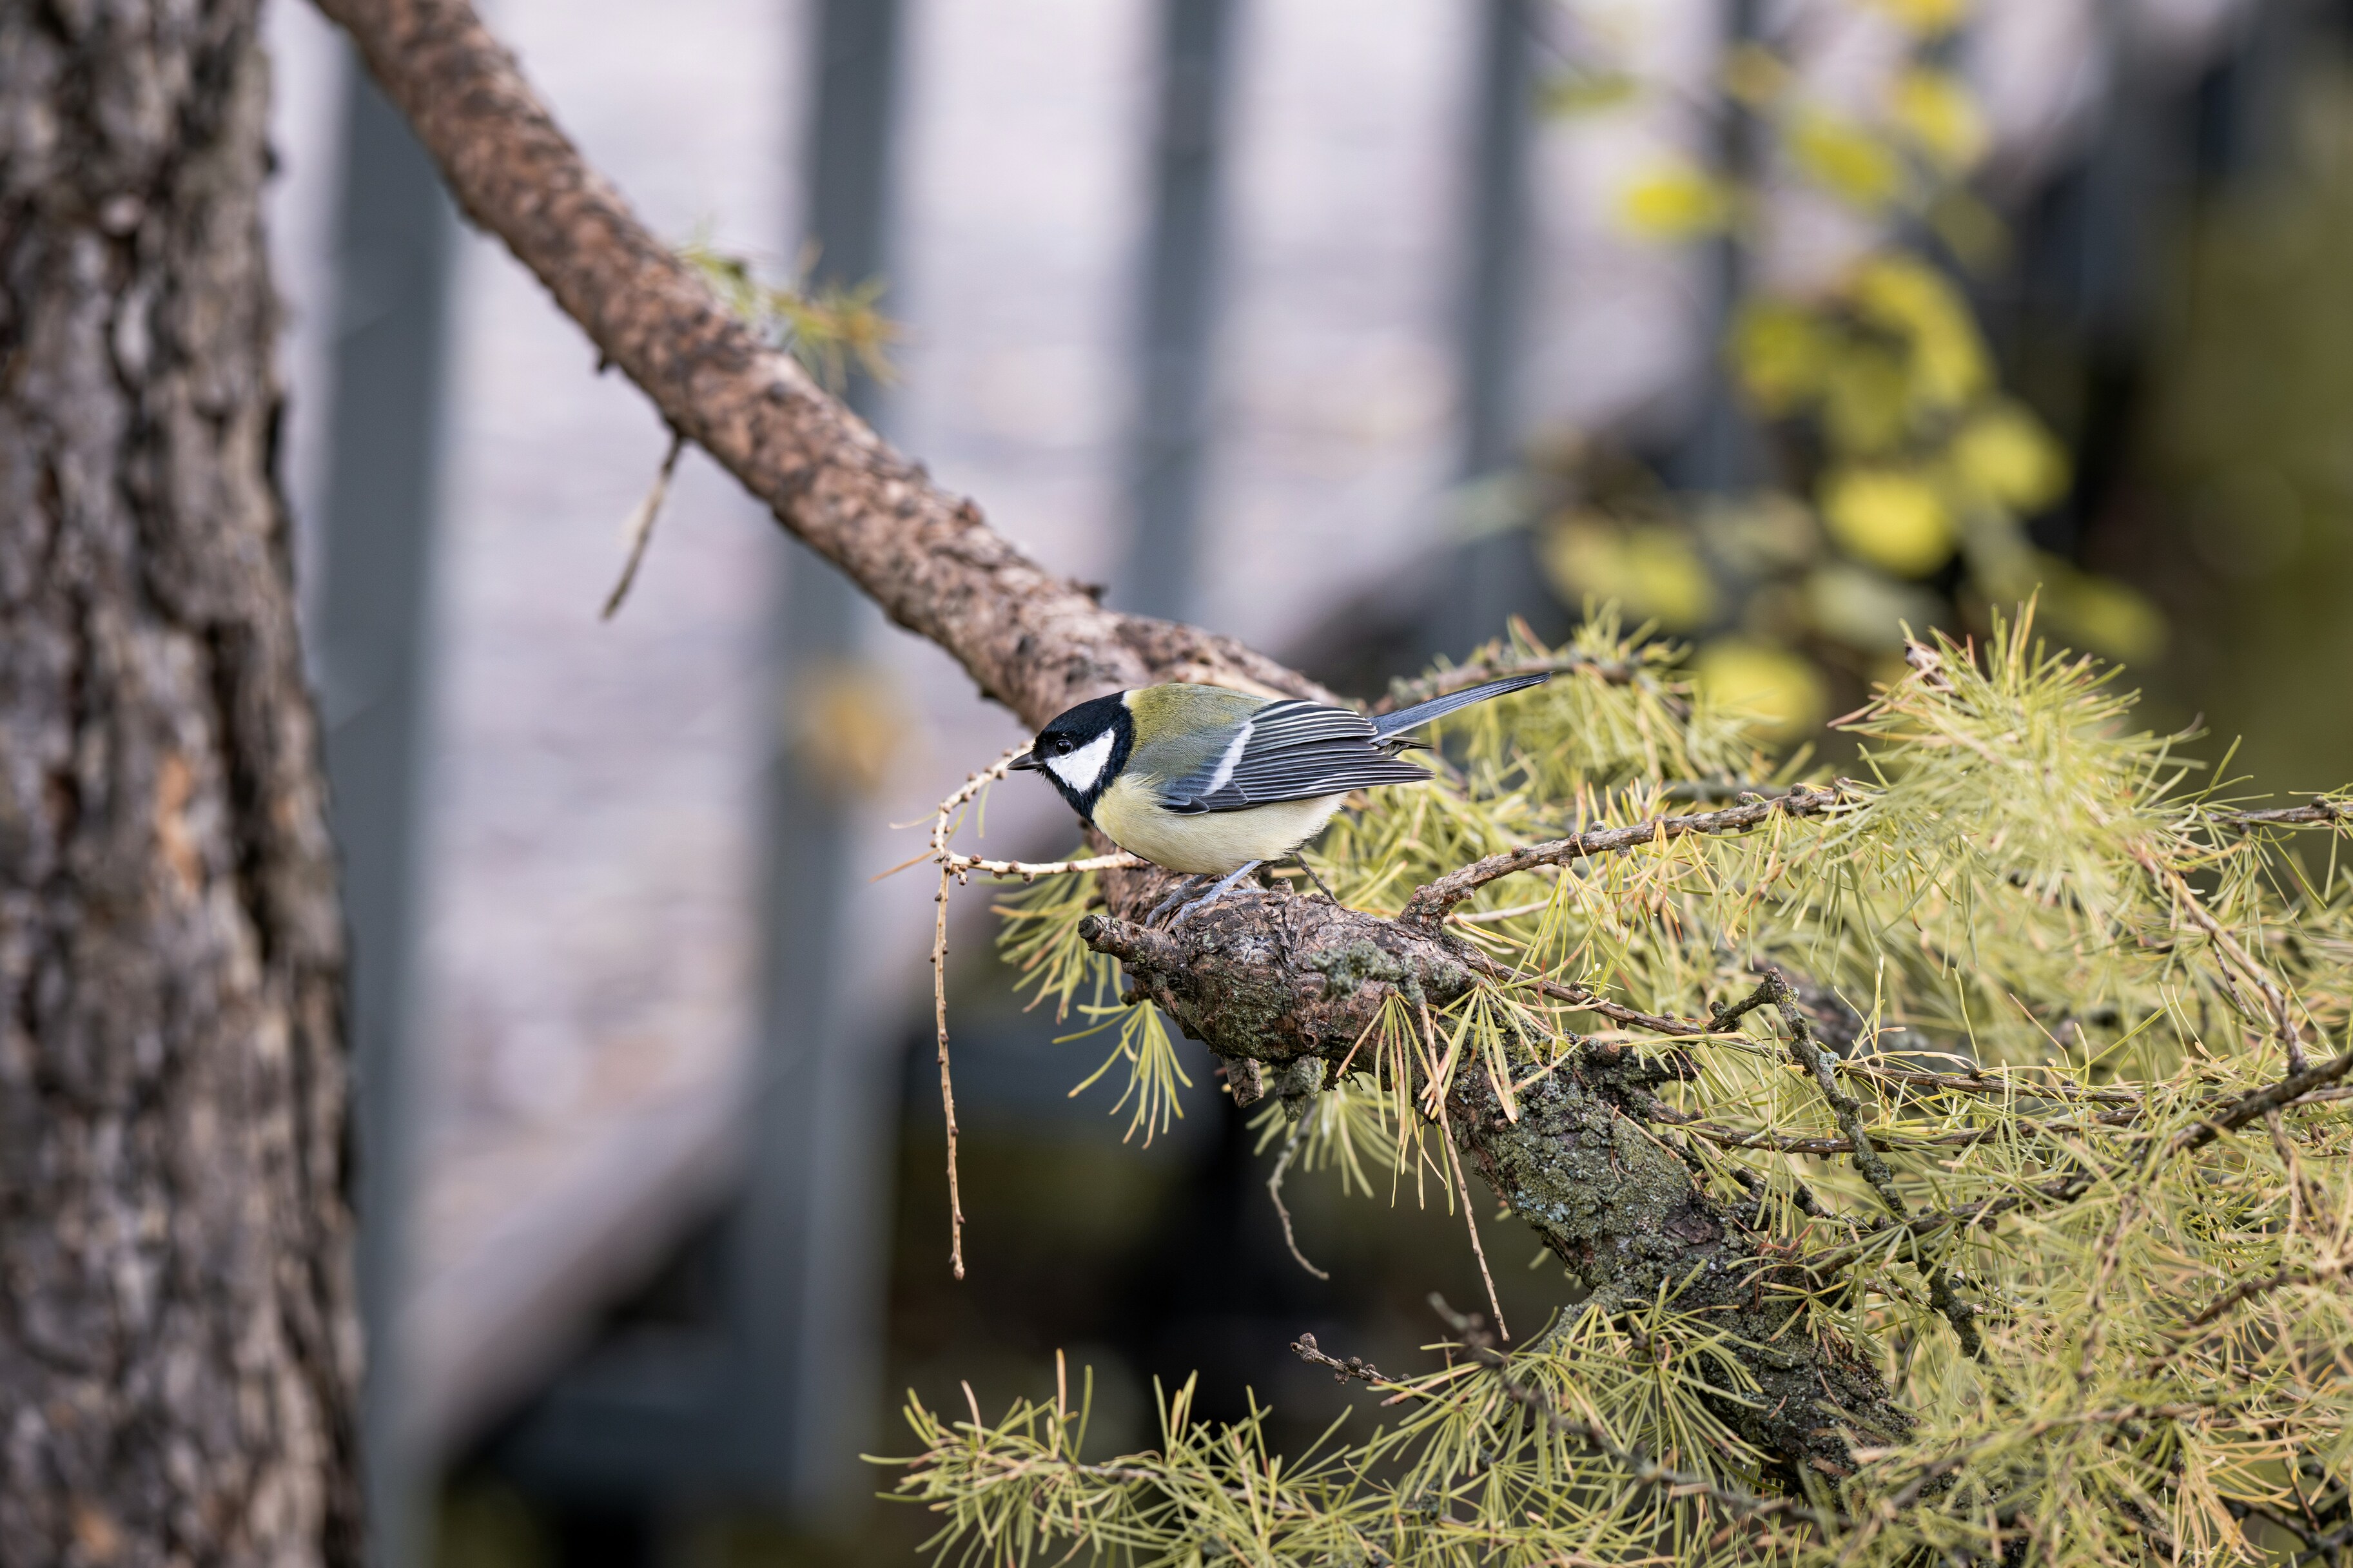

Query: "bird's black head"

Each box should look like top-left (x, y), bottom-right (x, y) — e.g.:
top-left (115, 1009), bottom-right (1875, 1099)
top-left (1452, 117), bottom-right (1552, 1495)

top-left (1008, 692), bottom-right (1133, 821)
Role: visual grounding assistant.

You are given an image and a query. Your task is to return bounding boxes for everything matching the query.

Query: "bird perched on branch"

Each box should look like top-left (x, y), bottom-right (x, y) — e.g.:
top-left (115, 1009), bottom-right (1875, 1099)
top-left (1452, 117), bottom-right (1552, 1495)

top-left (1010, 673), bottom-right (1549, 922)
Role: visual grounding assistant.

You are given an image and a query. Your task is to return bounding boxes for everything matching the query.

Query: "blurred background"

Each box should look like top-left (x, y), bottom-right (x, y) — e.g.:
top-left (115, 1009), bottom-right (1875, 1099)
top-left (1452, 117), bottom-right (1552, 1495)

top-left (262, 0), bottom-right (2353, 1560)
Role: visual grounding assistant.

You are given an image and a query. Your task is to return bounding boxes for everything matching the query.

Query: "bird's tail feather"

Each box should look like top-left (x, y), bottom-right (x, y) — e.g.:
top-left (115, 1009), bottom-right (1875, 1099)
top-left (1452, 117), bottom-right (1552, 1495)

top-left (1370, 672), bottom-right (1552, 739)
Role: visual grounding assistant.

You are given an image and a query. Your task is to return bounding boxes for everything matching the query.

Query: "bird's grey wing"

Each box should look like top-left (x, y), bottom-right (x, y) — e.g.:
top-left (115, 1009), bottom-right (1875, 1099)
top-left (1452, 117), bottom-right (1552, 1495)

top-left (1159, 700), bottom-right (1430, 814)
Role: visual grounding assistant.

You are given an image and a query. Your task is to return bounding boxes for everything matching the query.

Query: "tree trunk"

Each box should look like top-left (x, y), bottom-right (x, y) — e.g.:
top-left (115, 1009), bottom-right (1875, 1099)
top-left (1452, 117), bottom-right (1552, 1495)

top-left (0, 3), bottom-right (361, 1562)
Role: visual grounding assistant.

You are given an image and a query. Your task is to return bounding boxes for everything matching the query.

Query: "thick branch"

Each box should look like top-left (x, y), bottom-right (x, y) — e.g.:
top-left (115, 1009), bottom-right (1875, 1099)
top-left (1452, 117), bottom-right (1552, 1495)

top-left (313, 0), bottom-right (1326, 730)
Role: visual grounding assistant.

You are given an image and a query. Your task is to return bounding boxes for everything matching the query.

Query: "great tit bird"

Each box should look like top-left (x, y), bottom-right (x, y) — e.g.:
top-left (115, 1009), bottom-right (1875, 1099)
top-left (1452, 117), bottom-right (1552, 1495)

top-left (1010, 672), bottom-right (1549, 920)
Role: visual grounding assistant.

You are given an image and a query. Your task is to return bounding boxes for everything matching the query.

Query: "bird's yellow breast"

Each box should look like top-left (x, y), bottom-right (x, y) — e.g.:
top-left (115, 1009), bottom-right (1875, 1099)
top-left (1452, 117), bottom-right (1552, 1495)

top-left (1091, 775), bottom-right (1348, 875)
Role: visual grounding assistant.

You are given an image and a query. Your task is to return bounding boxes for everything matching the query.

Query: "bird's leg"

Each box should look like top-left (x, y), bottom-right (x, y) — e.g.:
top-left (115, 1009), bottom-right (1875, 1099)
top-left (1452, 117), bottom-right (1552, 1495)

top-left (1146, 874), bottom-right (1209, 927)
top-left (1290, 853), bottom-right (1340, 905)
top-left (1171, 860), bottom-right (1264, 925)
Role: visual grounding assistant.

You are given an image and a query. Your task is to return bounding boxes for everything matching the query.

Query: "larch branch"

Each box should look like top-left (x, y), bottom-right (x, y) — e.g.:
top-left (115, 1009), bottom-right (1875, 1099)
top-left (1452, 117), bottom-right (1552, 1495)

top-left (1399, 784), bottom-right (1844, 927)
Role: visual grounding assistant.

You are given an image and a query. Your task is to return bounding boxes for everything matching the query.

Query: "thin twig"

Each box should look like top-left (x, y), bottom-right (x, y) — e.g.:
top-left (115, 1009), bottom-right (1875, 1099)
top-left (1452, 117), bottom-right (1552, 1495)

top-left (1289, 1331), bottom-right (1389, 1385)
top-left (600, 429), bottom-right (685, 619)
top-left (1456, 950), bottom-right (1723, 1036)
top-left (2178, 1253), bottom-right (2352, 1331)
top-left (1268, 1121), bottom-right (1330, 1281)
top-left (1437, 1096), bottom-right (1508, 1339)
top-left (932, 864), bottom-right (966, 1279)
top-left (2165, 1045), bottom-right (2353, 1160)
top-left (913, 748), bottom-right (1144, 1281)
top-left (2134, 846), bottom-right (2307, 1072)
top-left (1467, 951), bottom-right (2158, 1132)
top-left (2212, 799), bottom-right (2351, 829)
top-left (1837, 1060), bottom-right (2142, 1108)
top-left (1682, 1105), bottom-right (2141, 1155)
top-left (1874, 1402), bottom-right (2216, 1517)
top-left (1759, 970), bottom-right (1984, 1359)
top-left (1402, 784), bottom-right (1845, 925)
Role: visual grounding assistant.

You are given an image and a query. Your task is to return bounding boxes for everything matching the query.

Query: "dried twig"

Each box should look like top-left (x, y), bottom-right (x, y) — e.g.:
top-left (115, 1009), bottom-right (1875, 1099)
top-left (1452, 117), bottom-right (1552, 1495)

top-left (1289, 1331), bottom-right (1390, 1385)
top-left (930, 864), bottom-right (965, 1279)
top-left (1267, 1121), bottom-right (1329, 1282)
top-left (2212, 799), bottom-right (2351, 829)
top-left (1438, 1097), bottom-right (1507, 1341)
top-left (917, 749), bottom-right (1146, 1278)
top-left (600, 429), bottom-right (684, 619)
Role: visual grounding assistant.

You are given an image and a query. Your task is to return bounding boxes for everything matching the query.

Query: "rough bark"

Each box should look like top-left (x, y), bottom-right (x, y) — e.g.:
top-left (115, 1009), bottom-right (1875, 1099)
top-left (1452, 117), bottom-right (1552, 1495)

top-left (315, 0), bottom-right (1908, 1483)
top-left (0, 3), bottom-right (361, 1562)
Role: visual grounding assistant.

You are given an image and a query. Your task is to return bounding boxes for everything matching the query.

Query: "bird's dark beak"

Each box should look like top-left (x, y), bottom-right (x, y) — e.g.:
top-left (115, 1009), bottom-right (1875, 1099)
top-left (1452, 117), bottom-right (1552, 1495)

top-left (1008, 750), bottom-right (1040, 772)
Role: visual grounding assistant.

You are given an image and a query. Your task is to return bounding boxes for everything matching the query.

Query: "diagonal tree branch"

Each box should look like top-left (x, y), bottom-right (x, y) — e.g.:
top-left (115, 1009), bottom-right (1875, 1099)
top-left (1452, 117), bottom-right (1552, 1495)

top-left (310, 0), bottom-right (1328, 732)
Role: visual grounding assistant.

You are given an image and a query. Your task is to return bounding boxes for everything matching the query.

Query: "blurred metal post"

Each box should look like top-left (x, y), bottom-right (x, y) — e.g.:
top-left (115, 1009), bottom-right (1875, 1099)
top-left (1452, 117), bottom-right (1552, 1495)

top-left (724, 0), bottom-right (905, 1519)
top-left (1669, 0), bottom-right (1763, 494)
top-left (311, 55), bottom-right (455, 1568)
top-left (2192, 0), bottom-right (2294, 185)
top-left (1117, 0), bottom-right (1242, 624)
top-left (1445, 0), bottom-right (1538, 653)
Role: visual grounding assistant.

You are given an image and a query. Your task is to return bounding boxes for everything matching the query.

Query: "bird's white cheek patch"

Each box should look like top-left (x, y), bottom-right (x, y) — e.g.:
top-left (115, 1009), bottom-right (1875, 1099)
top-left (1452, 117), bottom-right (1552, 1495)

top-left (1047, 730), bottom-right (1116, 792)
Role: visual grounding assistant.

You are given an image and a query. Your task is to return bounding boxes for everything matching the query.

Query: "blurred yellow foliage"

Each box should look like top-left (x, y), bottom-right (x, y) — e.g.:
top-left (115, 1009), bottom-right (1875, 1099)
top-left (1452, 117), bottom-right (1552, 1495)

top-left (1790, 111), bottom-right (1904, 210)
top-left (1822, 466), bottom-right (1955, 577)
top-left (1851, 256), bottom-right (1987, 407)
top-left (2036, 564), bottom-right (2167, 663)
top-left (1891, 67), bottom-right (1989, 172)
top-left (1617, 162), bottom-right (1729, 240)
top-left (1539, 66), bottom-right (1639, 116)
top-left (1862, 0), bottom-right (1967, 34)
top-left (1721, 41), bottom-right (1790, 108)
top-left (789, 660), bottom-right (911, 797)
top-left (1928, 186), bottom-right (2010, 269)
top-left (1690, 637), bottom-right (1828, 738)
top-left (1730, 302), bottom-right (1827, 413)
top-left (1804, 561), bottom-right (1941, 650)
top-left (1539, 518), bottom-right (1719, 630)
top-left (1519, 0), bottom-right (2165, 728)
top-left (1953, 403), bottom-right (2072, 510)
top-left (1819, 344), bottom-right (1914, 453)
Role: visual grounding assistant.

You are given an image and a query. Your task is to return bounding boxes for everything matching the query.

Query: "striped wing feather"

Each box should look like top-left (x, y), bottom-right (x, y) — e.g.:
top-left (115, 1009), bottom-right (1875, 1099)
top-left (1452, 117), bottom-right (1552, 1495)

top-left (1160, 700), bottom-right (1431, 814)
